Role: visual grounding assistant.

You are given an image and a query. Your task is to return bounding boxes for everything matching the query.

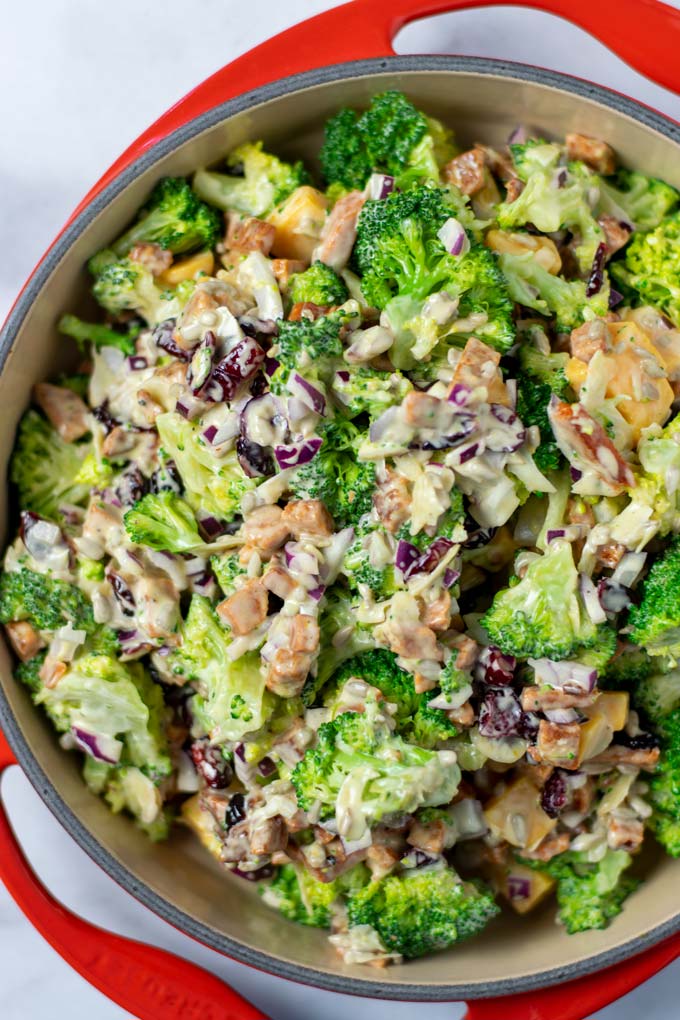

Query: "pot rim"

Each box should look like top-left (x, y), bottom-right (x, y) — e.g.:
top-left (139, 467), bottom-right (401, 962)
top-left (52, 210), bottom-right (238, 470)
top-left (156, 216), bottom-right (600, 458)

top-left (2, 54), bottom-right (680, 1001)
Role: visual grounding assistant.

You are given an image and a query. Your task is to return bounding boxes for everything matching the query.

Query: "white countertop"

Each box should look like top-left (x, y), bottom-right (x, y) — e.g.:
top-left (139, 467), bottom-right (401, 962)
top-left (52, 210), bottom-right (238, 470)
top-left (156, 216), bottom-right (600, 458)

top-left (1, 2), bottom-right (680, 1016)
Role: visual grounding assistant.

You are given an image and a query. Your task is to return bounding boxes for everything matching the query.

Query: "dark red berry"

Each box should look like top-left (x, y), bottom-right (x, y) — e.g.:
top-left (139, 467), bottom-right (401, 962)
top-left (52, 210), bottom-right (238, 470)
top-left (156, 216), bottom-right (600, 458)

top-left (541, 770), bottom-right (568, 818)
top-left (190, 739), bottom-right (233, 789)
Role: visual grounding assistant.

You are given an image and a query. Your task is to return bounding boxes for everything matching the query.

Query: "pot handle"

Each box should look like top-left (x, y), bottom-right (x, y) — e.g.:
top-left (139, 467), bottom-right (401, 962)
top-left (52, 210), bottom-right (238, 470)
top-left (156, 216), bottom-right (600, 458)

top-left (464, 934), bottom-right (680, 1020)
top-left (66, 0), bottom-right (680, 223)
top-left (0, 731), bottom-right (268, 1020)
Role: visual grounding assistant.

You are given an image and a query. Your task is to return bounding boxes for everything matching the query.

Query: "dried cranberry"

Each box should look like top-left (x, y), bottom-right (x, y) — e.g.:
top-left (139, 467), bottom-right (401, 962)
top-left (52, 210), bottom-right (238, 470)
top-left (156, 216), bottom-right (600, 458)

top-left (190, 739), bottom-right (233, 790)
top-left (153, 319), bottom-right (190, 361)
top-left (478, 687), bottom-right (523, 738)
top-left (149, 459), bottom-right (182, 494)
top-left (232, 864), bottom-right (274, 881)
top-left (615, 731), bottom-right (660, 750)
top-left (92, 401), bottom-right (118, 433)
top-left (541, 770), bottom-right (568, 818)
top-left (463, 516), bottom-right (497, 549)
top-left (477, 646), bottom-right (516, 685)
top-left (116, 465), bottom-right (147, 506)
top-left (249, 372), bottom-right (267, 396)
top-left (517, 711), bottom-right (539, 741)
top-left (586, 243), bottom-right (607, 297)
top-left (225, 791), bottom-right (246, 828)
top-left (107, 570), bottom-right (135, 616)
top-left (236, 436), bottom-right (275, 478)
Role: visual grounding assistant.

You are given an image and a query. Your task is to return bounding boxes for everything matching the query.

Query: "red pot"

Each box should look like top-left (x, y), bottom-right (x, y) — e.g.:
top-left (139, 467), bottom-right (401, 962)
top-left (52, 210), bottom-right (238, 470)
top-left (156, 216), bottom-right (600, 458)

top-left (2, 2), bottom-right (680, 1017)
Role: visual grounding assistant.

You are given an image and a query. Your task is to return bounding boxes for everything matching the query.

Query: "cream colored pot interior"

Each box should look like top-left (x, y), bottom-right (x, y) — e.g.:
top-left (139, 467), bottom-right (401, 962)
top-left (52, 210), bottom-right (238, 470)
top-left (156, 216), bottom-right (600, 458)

top-left (2, 66), bottom-right (680, 997)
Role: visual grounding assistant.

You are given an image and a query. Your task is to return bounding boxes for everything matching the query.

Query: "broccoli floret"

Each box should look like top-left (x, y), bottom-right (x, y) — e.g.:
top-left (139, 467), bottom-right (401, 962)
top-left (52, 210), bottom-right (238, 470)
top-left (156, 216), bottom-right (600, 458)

top-left (0, 568), bottom-right (95, 632)
top-left (291, 700), bottom-right (461, 830)
top-left (291, 417), bottom-right (376, 528)
top-left (628, 414), bottom-right (680, 536)
top-left (482, 539), bottom-right (598, 660)
top-left (356, 187), bottom-right (514, 354)
top-left (156, 412), bottom-right (254, 521)
top-left (307, 591), bottom-right (378, 705)
top-left (320, 91), bottom-right (455, 191)
top-left (598, 168), bottom-right (678, 232)
top-left (83, 757), bottom-right (171, 834)
top-left (193, 141), bottom-right (309, 217)
top-left (611, 213), bottom-right (680, 326)
top-left (271, 309), bottom-right (346, 391)
top-left (264, 862), bottom-right (369, 928)
top-left (499, 251), bottom-right (609, 331)
top-left (289, 262), bottom-right (348, 306)
top-left (333, 365), bottom-right (412, 419)
top-left (501, 142), bottom-right (604, 271)
top-left (123, 491), bottom-right (204, 553)
top-left (628, 536), bottom-right (680, 658)
top-left (572, 625), bottom-right (618, 674)
top-left (107, 177), bottom-right (220, 257)
top-left (342, 531), bottom-right (398, 600)
top-left (36, 654), bottom-right (171, 780)
top-left (438, 656), bottom-right (474, 704)
top-left (601, 646), bottom-right (660, 689)
top-left (346, 868), bottom-right (499, 959)
top-left (521, 849), bottom-right (638, 933)
top-left (167, 595), bottom-right (272, 742)
top-left (58, 314), bottom-right (139, 355)
top-left (10, 410), bottom-right (94, 519)
top-left (515, 345), bottom-right (571, 473)
top-left (211, 552), bottom-right (246, 597)
top-left (325, 649), bottom-right (456, 748)
top-left (90, 254), bottom-right (195, 325)
top-left (635, 669), bottom-right (680, 725)
top-left (647, 707), bottom-right (680, 855)
top-left (15, 651), bottom-right (46, 694)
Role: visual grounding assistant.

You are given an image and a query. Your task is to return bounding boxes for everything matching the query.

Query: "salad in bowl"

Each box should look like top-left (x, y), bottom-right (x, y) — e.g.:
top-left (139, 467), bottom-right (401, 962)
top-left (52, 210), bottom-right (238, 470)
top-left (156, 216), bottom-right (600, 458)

top-left (4, 90), bottom-right (680, 966)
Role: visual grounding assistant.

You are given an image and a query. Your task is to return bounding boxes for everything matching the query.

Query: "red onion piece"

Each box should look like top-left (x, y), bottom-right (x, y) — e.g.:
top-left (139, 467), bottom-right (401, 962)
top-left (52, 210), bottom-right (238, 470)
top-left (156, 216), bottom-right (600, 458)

top-left (20, 512), bottom-right (70, 571)
top-left (287, 372), bottom-right (326, 416)
top-left (448, 383), bottom-right (472, 407)
top-left (443, 568), bottom-right (460, 589)
top-left (597, 577), bottom-right (632, 614)
top-left (487, 404), bottom-right (526, 453)
top-left (395, 539), bottom-right (420, 576)
top-left (609, 287), bottom-right (624, 309)
top-left (307, 585), bottom-right (326, 601)
top-left (506, 875), bottom-right (532, 900)
top-left (274, 438), bottom-right (322, 469)
top-left (528, 658), bottom-right (597, 693)
top-left (579, 573), bottom-right (607, 625)
top-left (126, 355), bottom-right (148, 371)
top-left (545, 708), bottom-right (580, 724)
top-left (437, 217), bottom-right (470, 257)
top-left (153, 320), bottom-right (191, 360)
top-left (507, 125), bottom-right (529, 145)
top-left (366, 173), bottom-right (395, 201)
top-left (71, 726), bottom-right (122, 765)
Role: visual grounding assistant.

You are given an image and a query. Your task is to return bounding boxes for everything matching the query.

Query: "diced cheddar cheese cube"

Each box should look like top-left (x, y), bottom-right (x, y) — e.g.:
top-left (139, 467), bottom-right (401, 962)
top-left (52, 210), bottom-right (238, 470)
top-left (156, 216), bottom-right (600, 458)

top-left (158, 250), bottom-right (214, 285)
top-left (267, 186), bottom-right (328, 261)
top-left (584, 690), bottom-right (629, 732)
top-left (483, 775), bottom-right (556, 849)
top-left (578, 714), bottom-right (614, 763)
top-left (489, 861), bottom-right (556, 914)
top-left (180, 793), bottom-right (223, 859)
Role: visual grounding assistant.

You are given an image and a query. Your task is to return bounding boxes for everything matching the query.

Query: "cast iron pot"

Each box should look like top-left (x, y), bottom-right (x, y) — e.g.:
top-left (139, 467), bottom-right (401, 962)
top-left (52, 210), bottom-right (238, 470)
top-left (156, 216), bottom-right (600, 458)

top-left (2, 2), bottom-right (680, 1017)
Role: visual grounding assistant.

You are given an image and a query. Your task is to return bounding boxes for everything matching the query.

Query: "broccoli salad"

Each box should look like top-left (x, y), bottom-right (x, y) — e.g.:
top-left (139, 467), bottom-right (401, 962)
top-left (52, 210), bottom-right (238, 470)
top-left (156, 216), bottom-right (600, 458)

top-left (5, 89), bottom-right (680, 965)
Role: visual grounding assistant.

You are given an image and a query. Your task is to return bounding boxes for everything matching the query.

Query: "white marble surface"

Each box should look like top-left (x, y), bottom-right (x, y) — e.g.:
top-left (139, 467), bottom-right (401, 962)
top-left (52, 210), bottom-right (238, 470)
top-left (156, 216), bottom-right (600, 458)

top-left (2, 1), bottom-right (680, 1016)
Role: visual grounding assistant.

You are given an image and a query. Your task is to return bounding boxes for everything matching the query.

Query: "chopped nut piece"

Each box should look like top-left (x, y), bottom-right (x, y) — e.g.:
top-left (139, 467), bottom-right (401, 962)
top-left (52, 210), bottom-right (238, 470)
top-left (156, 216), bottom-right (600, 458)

top-left (443, 147), bottom-right (486, 195)
top-left (413, 672), bottom-right (437, 694)
top-left (407, 818), bottom-right (447, 854)
top-left (448, 701), bottom-right (475, 727)
top-left (419, 591), bottom-right (452, 633)
top-left (571, 778), bottom-right (595, 815)
top-left (33, 383), bottom-right (89, 442)
top-left (290, 614), bottom-right (320, 653)
top-left (522, 830), bottom-right (571, 862)
top-left (366, 844), bottom-right (400, 880)
top-left (134, 575), bottom-right (179, 640)
top-left (587, 745), bottom-right (660, 770)
top-left (505, 177), bottom-right (524, 203)
top-left (5, 621), bottom-right (44, 662)
top-left (263, 561), bottom-right (297, 599)
top-left (128, 242), bottom-right (173, 275)
top-left (281, 499), bottom-right (334, 538)
top-left (598, 215), bottom-right (632, 256)
top-left (565, 133), bottom-right (617, 174)
top-left (243, 505), bottom-right (291, 558)
top-left (569, 319), bottom-right (609, 363)
top-left (451, 634), bottom-right (479, 670)
top-left (451, 337), bottom-right (509, 406)
top-left (135, 389), bottom-right (165, 425)
top-left (272, 258), bottom-right (307, 289)
top-left (386, 622), bottom-right (442, 662)
top-left (249, 816), bottom-right (287, 856)
top-left (313, 190), bottom-right (366, 271)
top-left (521, 686), bottom-right (596, 713)
top-left (266, 648), bottom-right (313, 698)
top-left (548, 399), bottom-right (636, 493)
top-left (226, 214), bottom-right (276, 255)
top-left (536, 720), bottom-right (582, 770)
top-left (102, 425), bottom-right (137, 458)
top-left (373, 469), bottom-right (410, 533)
top-left (216, 578), bottom-right (268, 636)
top-left (607, 814), bottom-right (644, 852)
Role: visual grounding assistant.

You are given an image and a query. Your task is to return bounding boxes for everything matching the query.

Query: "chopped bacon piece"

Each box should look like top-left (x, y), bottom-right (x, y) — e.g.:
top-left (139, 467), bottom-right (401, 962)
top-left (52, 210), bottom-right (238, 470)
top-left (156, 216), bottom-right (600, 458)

top-left (444, 147), bottom-right (486, 195)
top-left (313, 190), bottom-right (366, 271)
top-left (216, 578), bottom-right (268, 636)
top-left (281, 499), bottom-right (334, 538)
top-left (33, 383), bottom-right (89, 442)
top-left (128, 243), bottom-right (173, 275)
top-left (566, 133), bottom-right (617, 174)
